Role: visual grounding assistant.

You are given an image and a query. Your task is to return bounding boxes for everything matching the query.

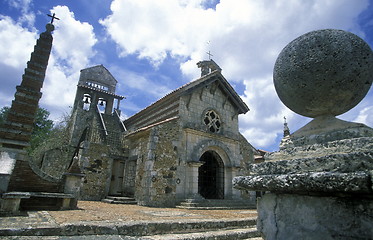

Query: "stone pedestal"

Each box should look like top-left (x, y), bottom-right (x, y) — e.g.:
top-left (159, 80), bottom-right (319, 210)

top-left (63, 155), bottom-right (85, 209)
top-left (63, 172), bottom-right (84, 209)
top-left (234, 131), bottom-right (373, 239)
top-left (257, 193), bottom-right (373, 239)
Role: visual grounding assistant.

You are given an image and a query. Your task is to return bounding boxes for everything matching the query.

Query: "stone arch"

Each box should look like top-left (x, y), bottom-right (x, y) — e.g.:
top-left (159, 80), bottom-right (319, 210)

top-left (97, 97), bottom-right (107, 113)
top-left (187, 139), bottom-right (238, 199)
top-left (190, 139), bottom-right (232, 168)
top-left (82, 93), bottom-right (92, 111)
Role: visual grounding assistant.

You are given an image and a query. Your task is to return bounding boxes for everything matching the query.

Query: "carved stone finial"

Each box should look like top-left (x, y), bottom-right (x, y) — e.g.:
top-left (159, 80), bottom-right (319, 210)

top-left (45, 23), bottom-right (54, 33)
top-left (274, 29), bottom-right (372, 118)
top-left (273, 29), bottom-right (373, 140)
top-left (283, 116), bottom-right (290, 137)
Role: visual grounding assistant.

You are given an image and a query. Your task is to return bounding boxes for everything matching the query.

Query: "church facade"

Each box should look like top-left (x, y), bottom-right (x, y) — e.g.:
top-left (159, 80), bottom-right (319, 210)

top-left (67, 61), bottom-right (257, 207)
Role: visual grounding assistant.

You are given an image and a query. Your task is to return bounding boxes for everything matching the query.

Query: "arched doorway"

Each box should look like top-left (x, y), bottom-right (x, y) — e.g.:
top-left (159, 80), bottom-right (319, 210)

top-left (198, 151), bottom-right (224, 199)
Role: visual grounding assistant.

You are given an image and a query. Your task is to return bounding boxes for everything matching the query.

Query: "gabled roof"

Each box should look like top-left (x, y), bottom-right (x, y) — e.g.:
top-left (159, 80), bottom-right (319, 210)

top-left (124, 70), bottom-right (249, 127)
top-left (177, 70), bottom-right (249, 114)
top-left (79, 65), bottom-right (118, 93)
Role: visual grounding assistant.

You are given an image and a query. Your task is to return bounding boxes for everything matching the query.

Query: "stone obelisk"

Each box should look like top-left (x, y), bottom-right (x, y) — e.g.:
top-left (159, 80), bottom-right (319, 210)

top-left (0, 16), bottom-right (57, 193)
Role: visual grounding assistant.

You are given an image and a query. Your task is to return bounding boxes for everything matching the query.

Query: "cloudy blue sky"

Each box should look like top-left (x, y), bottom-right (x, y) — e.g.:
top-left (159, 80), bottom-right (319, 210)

top-left (0, 0), bottom-right (372, 151)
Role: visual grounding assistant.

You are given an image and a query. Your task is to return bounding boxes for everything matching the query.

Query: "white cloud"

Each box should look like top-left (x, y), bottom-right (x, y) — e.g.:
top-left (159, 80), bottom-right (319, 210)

top-left (4, 0), bottom-right (35, 28)
top-left (353, 106), bottom-right (373, 126)
top-left (100, 0), bottom-right (371, 150)
top-left (111, 66), bottom-right (173, 99)
top-left (40, 6), bottom-right (98, 121)
top-left (50, 6), bottom-right (97, 74)
top-left (0, 16), bottom-right (37, 107)
top-left (100, 0), bottom-right (215, 65)
top-left (0, 16), bottom-right (37, 68)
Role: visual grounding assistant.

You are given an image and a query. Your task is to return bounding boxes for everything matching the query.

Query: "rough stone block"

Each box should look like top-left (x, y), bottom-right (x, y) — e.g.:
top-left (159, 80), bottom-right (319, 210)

top-left (258, 193), bottom-right (373, 240)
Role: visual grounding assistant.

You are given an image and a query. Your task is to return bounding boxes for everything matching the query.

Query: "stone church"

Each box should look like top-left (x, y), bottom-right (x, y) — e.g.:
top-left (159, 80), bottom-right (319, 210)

top-left (61, 60), bottom-right (257, 207)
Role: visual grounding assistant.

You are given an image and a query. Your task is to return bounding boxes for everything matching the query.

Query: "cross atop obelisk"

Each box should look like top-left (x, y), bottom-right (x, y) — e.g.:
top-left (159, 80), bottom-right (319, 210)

top-left (47, 13), bottom-right (60, 24)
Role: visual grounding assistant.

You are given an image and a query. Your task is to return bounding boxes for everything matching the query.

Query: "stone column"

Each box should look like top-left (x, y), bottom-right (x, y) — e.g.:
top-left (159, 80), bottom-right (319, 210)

top-left (105, 96), bottom-right (114, 115)
top-left (187, 161), bottom-right (203, 199)
top-left (63, 156), bottom-right (85, 209)
top-left (230, 167), bottom-right (241, 199)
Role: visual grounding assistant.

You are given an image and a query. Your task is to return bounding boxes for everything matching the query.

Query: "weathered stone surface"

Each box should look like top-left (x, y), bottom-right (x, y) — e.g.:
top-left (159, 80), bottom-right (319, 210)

top-left (234, 171), bottom-right (372, 193)
top-left (269, 135), bottom-right (373, 161)
top-left (258, 193), bottom-right (373, 240)
top-left (273, 29), bottom-right (373, 118)
top-left (290, 115), bottom-right (373, 140)
top-left (252, 151), bottom-right (373, 175)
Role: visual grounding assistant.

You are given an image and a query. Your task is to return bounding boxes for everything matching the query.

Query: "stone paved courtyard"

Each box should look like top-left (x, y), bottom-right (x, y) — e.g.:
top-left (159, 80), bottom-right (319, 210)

top-left (49, 201), bottom-right (257, 224)
top-left (0, 201), bottom-right (258, 239)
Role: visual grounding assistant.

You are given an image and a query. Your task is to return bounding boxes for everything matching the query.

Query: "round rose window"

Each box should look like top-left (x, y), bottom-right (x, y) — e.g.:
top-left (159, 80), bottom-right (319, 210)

top-left (203, 110), bottom-right (221, 133)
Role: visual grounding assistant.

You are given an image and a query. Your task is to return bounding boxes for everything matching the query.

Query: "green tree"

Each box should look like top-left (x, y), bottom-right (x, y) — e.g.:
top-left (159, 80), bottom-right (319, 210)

top-left (0, 106), bottom-right (54, 151)
top-left (0, 106), bottom-right (10, 126)
top-left (30, 107), bottom-right (54, 151)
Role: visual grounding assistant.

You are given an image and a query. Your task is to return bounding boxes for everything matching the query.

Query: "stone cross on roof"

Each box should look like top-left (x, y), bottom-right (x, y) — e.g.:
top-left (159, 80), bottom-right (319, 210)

top-left (206, 50), bottom-right (213, 60)
top-left (47, 13), bottom-right (60, 24)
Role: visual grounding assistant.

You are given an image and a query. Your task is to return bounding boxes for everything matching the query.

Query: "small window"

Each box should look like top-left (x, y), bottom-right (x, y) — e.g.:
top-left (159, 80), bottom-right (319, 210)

top-left (203, 110), bottom-right (221, 133)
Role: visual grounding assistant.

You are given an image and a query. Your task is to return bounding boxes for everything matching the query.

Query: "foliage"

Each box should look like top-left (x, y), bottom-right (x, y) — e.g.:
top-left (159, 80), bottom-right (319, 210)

top-left (0, 106), bottom-right (10, 126)
top-left (30, 107), bottom-right (54, 152)
top-left (0, 106), bottom-right (54, 151)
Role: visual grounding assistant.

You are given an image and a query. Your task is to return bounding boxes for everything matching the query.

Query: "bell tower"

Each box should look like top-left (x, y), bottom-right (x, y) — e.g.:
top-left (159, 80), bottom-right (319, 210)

top-left (72, 65), bottom-right (124, 115)
top-left (69, 65), bottom-right (125, 147)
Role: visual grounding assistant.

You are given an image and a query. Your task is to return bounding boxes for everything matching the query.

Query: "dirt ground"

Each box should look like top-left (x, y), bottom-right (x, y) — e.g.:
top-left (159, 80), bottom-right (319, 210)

top-left (48, 201), bottom-right (258, 224)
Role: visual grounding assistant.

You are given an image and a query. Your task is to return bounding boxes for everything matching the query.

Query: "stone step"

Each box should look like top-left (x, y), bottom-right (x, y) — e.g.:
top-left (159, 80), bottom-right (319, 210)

top-left (177, 199), bottom-right (256, 210)
top-left (0, 218), bottom-right (257, 237)
top-left (102, 196), bottom-right (137, 205)
top-left (3, 233), bottom-right (263, 240)
top-left (138, 227), bottom-right (261, 240)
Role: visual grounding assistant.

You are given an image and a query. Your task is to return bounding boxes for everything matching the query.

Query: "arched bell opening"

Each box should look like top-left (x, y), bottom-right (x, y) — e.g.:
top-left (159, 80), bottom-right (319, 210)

top-left (198, 151), bottom-right (224, 199)
top-left (82, 94), bottom-right (91, 111)
top-left (97, 98), bottom-right (106, 113)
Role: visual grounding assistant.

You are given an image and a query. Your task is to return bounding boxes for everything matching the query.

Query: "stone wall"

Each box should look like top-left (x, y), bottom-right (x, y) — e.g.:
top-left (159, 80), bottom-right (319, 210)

top-left (129, 119), bottom-right (180, 207)
top-left (79, 142), bottom-right (112, 200)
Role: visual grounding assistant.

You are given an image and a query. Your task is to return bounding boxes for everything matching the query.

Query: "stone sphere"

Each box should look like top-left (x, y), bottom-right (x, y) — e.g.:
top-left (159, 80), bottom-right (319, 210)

top-left (273, 29), bottom-right (373, 118)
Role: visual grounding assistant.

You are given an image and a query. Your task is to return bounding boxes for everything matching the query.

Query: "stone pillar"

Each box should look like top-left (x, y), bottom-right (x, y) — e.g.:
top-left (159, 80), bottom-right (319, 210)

top-left (63, 156), bottom-right (85, 209)
top-left (230, 167), bottom-right (241, 199)
top-left (63, 173), bottom-right (84, 209)
top-left (0, 192), bottom-right (30, 213)
top-left (104, 96), bottom-right (114, 115)
top-left (187, 161), bottom-right (203, 199)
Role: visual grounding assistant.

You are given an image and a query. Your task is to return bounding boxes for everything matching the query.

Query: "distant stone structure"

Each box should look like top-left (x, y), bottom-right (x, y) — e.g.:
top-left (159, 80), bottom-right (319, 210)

top-left (234, 29), bottom-right (373, 239)
top-left (0, 18), bottom-right (84, 213)
top-left (42, 59), bottom-right (258, 208)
